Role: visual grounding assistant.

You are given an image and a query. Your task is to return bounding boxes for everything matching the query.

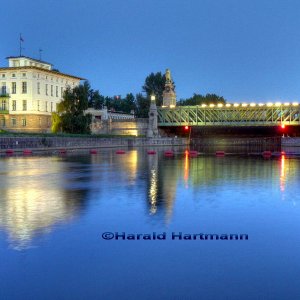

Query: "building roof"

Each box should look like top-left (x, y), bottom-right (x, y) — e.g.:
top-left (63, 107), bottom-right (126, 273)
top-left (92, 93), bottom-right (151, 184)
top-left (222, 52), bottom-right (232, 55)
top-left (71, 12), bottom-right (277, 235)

top-left (6, 55), bottom-right (53, 66)
top-left (0, 66), bottom-right (85, 80)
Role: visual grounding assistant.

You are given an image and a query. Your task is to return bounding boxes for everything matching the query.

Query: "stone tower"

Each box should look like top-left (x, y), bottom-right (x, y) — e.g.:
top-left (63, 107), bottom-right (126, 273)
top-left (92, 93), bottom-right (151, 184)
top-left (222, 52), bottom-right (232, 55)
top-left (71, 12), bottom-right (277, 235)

top-left (162, 69), bottom-right (176, 107)
top-left (147, 95), bottom-right (159, 138)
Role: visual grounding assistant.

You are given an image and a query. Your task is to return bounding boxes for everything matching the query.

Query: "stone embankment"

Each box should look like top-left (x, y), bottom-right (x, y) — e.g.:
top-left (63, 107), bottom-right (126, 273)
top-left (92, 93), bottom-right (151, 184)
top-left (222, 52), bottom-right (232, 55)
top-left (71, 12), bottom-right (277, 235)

top-left (282, 137), bottom-right (300, 154)
top-left (0, 136), bottom-right (188, 152)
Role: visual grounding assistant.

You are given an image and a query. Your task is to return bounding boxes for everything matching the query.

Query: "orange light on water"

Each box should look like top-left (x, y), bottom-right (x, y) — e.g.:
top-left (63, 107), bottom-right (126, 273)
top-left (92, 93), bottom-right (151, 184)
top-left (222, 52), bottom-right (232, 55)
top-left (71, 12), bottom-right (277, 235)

top-left (280, 155), bottom-right (285, 193)
top-left (184, 150), bottom-right (189, 187)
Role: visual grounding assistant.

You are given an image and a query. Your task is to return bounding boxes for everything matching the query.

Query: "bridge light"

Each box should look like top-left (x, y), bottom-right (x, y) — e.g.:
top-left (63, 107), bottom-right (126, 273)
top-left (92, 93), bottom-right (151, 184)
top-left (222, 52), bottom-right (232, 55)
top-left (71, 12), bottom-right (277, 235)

top-left (267, 102), bottom-right (273, 106)
top-left (233, 103), bottom-right (239, 107)
top-left (242, 103), bottom-right (248, 107)
top-left (275, 102), bottom-right (282, 106)
top-left (284, 102), bottom-right (290, 106)
top-left (201, 104), bottom-right (207, 107)
top-left (258, 103), bottom-right (264, 106)
top-left (292, 102), bottom-right (299, 106)
top-left (225, 103), bottom-right (231, 107)
top-left (217, 103), bottom-right (223, 107)
top-left (281, 124), bottom-right (285, 129)
top-left (170, 104), bottom-right (175, 108)
top-left (250, 103), bottom-right (256, 107)
top-left (209, 104), bottom-right (215, 107)
top-left (184, 125), bottom-right (189, 130)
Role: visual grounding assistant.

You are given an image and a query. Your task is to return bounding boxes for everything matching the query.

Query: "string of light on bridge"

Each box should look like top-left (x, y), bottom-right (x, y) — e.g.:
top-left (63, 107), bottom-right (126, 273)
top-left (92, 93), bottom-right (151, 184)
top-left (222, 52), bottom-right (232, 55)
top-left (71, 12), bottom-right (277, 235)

top-left (164, 102), bottom-right (299, 108)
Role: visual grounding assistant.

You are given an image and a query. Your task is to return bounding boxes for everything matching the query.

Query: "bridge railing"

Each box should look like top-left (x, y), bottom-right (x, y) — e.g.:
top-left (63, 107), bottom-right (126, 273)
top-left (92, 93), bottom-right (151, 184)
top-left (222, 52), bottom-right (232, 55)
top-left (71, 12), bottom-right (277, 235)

top-left (157, 104), bottom-right (300, 126)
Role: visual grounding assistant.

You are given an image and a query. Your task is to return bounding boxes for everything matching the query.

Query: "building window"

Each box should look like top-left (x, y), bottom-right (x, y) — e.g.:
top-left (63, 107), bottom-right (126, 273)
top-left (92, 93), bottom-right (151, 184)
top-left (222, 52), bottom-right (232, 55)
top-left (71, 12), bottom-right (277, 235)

top-left (11, 118), bottom-right (17, 126)
top-left (39, 117), bottom-right (41, 126)
top-left (51, 102), bottom-right (53, 112)
top-left (56, 86), bottom-right (58, 97)
top-left (47, 118), bottom-right (50, 127)
top-left (61, 87), bottom-right (63, 97)
top-left (12, 82), bottom-right (16, 94)
top-left (23, 100), bottom-right (27, 111)
top-left (12, 74), bottom-right (16, 78)
top-left (45, 101), bottom-right (48, 112)
top-left (51, 85), bottom-right (53, 96)
top-left (22, 118), bottom-right (26, 126)
top-left (56, 103), bottom-right (59, 111)
top-left (1, 74), bottom-right (5, 78)
top-left (22, 73), bottom-right (26, 77)
top-left (1, 100), bottom-right (7, 110)
top-left (37, 82), bottom-right (40, 94)
top-left (37, 100), bottom-right (40, 111)
top-left (12, 100), bottom-right (16, 111)
top-left (0, 118), bottom-right (5, 127)
top-left (1, 83), bottom-right (6, 95)
top-left (22, 82), bottom-right (27, 94)
top-left (45, 84), bottom-right (48, 95)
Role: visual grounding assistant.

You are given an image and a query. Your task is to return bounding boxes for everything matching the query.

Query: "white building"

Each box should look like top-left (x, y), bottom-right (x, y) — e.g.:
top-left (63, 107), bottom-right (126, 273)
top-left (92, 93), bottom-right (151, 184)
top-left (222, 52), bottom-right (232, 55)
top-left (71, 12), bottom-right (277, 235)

top-left (0, 56), bottom-right (83, 132)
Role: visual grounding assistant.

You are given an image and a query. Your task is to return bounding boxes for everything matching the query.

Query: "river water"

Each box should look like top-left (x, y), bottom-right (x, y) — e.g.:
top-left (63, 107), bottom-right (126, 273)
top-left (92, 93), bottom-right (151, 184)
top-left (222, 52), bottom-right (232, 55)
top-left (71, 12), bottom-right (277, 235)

top-left (0, 149), bottom-right (299, 299)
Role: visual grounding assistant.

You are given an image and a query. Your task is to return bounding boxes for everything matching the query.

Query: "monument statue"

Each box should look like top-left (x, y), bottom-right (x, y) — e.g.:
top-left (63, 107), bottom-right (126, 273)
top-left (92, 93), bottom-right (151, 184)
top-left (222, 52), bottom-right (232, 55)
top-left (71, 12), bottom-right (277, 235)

top-left (162, 69), bottom-right (176, 107)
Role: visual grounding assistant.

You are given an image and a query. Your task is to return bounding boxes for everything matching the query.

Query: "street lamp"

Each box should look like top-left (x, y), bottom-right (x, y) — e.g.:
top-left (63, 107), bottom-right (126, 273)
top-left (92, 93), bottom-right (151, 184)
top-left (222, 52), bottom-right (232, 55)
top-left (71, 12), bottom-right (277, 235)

top-left (150, 94), bottom-right (156, 102)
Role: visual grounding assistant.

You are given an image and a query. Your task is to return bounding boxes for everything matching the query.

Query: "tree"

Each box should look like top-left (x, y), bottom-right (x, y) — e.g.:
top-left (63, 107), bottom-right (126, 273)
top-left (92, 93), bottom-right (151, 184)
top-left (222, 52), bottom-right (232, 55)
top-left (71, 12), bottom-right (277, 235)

top-left (178, 93), bottom-right (226, 106)
top-left (135, 93), bottom-right (149, 118)
top-left (142, 72), bottom-right (166, 106)
top-left (52, 81), bottom-right (92, 134)
top-left (122, 93), bottom-right (136, 114)
top-left (89, 90), bottom-right (105, 109)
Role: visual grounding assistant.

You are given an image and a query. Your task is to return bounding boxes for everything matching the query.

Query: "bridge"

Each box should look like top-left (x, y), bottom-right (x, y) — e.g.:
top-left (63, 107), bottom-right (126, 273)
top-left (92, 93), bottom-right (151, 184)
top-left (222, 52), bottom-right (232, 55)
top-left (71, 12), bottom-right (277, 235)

top-left (157, 102), bottom-right (300, 127)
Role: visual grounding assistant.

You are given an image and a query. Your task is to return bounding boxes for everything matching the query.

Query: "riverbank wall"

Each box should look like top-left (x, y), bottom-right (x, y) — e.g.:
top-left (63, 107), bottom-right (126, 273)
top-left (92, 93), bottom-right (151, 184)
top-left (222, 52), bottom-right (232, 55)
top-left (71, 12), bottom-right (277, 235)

top-left (0, 136), bottom-right (188, 152)
top-left (191, 136), bottom-right (300, 155)
top-left (281, 137), bottom-right (300, 154)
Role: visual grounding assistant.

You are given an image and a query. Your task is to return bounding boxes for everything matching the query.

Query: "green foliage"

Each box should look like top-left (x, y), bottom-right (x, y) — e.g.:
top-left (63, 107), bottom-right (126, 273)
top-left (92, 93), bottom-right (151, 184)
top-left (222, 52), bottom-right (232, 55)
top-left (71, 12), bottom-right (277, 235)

top-left (142, 72), bottom-right (166, 106)
top-left (178, 93), bottom-right (226, 106)
top-left (135, 93), bottom-right (149, 118)
top-left (52, 81), bottom-right (92, 134)
top-left (51, 112), bottom-right (61, 133)
top-left (88, 87), bottom-right (105, 109)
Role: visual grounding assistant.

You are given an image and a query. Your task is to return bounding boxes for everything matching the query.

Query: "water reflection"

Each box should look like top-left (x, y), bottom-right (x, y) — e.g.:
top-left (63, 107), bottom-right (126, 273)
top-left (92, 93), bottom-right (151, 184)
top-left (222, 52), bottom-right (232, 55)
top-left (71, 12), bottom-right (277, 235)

top-left (147, 154), bottom-right (158, 215)
top-left (280, 155), bottom-right (285, 193)
top-left (0, 151), bottom-right (299, 250)
top-left (0, 157), bottom-right (90, 250)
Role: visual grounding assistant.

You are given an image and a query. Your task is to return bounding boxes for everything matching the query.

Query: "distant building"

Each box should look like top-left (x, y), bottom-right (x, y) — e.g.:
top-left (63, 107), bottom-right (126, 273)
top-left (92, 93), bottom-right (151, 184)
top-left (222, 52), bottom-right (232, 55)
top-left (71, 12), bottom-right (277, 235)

top-left (86, 107), bottom-right (135, 121)
top-left (0, 56), bottom-right (83, 132)
top-left (86, 107), bottom-right (139, 135)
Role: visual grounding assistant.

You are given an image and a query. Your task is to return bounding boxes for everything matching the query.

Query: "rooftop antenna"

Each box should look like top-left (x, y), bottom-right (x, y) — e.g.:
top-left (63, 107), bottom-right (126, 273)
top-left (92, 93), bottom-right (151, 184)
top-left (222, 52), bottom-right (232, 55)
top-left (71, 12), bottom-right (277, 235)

top-left (19, 33), bottom-right (24, 56)
top-left (39, 48), bottom-right (43, 61)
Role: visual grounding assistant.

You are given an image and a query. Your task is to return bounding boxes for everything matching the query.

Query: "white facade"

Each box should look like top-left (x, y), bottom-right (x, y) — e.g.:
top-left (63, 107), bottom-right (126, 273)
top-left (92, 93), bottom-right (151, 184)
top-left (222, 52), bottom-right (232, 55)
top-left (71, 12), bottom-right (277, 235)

top-left (86, 107), bottom-right (135, 120)
top-left (0, 56), bottom-right (82, 116)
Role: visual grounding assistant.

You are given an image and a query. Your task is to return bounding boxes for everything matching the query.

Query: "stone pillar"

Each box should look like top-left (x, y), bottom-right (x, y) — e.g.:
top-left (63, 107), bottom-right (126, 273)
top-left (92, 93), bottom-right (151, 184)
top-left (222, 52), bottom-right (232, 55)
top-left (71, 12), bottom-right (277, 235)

top-left (147, 95), bottom-right (159, 138)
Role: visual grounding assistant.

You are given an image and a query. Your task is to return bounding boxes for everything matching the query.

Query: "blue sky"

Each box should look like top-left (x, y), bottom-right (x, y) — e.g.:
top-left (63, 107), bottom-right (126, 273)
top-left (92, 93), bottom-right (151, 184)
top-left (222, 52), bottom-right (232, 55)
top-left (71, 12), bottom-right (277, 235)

top-left (2, 0), bottom-right (300, 102)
